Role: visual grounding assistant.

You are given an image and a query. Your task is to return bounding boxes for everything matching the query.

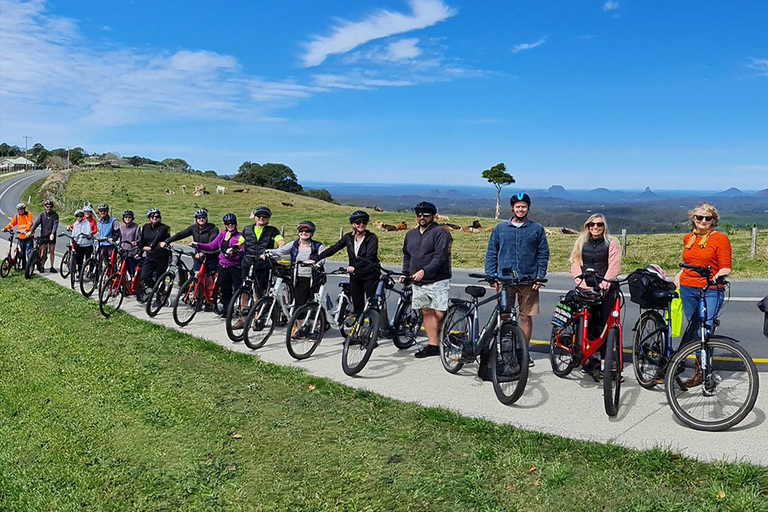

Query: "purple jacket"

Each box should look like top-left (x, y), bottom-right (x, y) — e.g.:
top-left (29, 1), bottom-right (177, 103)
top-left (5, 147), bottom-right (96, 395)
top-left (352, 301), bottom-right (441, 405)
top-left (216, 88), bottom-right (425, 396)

top-left (195, 230), bottom-right (243, 268)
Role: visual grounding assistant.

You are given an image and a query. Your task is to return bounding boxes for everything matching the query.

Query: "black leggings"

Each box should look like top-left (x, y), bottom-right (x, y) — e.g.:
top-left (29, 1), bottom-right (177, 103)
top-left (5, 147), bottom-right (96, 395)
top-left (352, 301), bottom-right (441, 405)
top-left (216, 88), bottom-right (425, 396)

top-left (73, 245), bottom-right (93, 276)
top-left (350, 276), bottom-right (378, 315)
top-left (218, 266), bottom-right (243, 309)
top-left (141, 258), bottom-right (169, 290)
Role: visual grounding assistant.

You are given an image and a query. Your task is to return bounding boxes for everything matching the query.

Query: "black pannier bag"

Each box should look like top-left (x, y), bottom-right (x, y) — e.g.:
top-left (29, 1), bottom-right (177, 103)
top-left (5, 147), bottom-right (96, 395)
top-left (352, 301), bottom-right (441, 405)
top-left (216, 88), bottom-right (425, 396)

top-left (627, 267), bottom-right (676, 309)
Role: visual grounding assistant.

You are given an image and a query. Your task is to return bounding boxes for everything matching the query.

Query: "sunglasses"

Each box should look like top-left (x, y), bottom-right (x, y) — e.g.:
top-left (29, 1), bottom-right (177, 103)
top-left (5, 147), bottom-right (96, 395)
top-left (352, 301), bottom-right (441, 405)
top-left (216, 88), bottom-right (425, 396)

top-left (587, 222), bottom-right (605, 228)
top-left (694, 215), bottom-right (713, 222)
top-left (352, 221), bottom-right (367, 225)
top-left (416, 212), bottom-right (433, 218)
top-left (255, 215), bottom-right (270, 219)
top-left (298, 230), bottom-right (312, 234)
top-left (150, 215), bottom-right (160, 219)
top-left (75, 214), bottom-right (84, 218)
top-left (224, 222), bottom-right (236, 226)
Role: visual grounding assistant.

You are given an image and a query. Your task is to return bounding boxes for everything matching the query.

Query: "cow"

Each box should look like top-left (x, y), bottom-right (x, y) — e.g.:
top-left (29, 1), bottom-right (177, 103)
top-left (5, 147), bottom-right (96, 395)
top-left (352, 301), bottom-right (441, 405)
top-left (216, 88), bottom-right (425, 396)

top-left (165, 188), bottom-right (175, 195)
top-left (281, 202), bottom-right (294, 207)
top-left (470, 220), bottom-right (482, 229)
top-left (381, 223), bottom-right (398, 232)
top-left (180, 184), bottom-right (187, 195)
top-left (215, 185), bottom-right (226, 194)
top-left (373, 206), bottom-right (383, 212)
top-left (396, 221), bottom-right (407, 230)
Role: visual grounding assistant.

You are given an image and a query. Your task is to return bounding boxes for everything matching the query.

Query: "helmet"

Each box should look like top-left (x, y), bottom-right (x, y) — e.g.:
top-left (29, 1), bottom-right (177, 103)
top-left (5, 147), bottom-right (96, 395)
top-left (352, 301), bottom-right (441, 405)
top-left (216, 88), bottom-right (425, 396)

top-left (74, 209), bottom-right (84, 217)
top-left (147, 208), bottom-right (161, 218)
top-left (349, 210), bottom-right (369, 224)
top-left (414, 201), bottom-right (437, 215)
top-left (510, 192), bottom-right (531, 206)
top-left (252, 206), bottom-right (272, 218)
top-left (297, 221), bottom-right (316, 233)
top-left (43, 199), bottom-right (53, 206)
top-left (222, 213), bottom-right (237, 225)
top-left (82, 204), bottom-right (94, 213)
top-left (194, 209), bottom-right (208, 219)
top-left (122, 210), bottom-right (134, 219)
top-left (645, 264), bottom-right (667, 281)
top-left (16, 203), bottom-right (26, 210)
top-left (97, 203), bottom-right (109, 212)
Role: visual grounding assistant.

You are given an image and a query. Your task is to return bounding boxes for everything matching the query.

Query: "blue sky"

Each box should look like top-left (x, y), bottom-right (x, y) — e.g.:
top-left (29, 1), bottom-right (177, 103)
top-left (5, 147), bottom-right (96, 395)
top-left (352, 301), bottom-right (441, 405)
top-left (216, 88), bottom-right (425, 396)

top-left (1, 0), bottom-right (767, 190)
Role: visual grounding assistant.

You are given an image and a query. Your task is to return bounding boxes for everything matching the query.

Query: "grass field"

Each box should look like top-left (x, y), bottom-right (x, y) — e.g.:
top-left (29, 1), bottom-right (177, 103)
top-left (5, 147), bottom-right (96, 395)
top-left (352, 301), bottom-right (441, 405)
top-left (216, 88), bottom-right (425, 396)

top-left (24, 167), bottom-right (768, 277)
top-left (1, 275), bottom-right (767, 511)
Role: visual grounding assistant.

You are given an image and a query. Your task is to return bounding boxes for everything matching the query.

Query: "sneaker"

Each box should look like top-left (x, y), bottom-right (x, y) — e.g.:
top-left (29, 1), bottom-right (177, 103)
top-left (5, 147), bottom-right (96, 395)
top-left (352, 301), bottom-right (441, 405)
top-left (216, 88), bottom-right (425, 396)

top-left (49, 267), bottom-right (57, 273)
top-left (308, 332), bottom-right (318, 341)
top-left (414, 345), bottom-right (440, 358)
top-left (528, 356), bottom-right (535, 368)
top-left (204, 303), bottom-right (214, 313)
top-left (231, 318), bottom-right (245, 330)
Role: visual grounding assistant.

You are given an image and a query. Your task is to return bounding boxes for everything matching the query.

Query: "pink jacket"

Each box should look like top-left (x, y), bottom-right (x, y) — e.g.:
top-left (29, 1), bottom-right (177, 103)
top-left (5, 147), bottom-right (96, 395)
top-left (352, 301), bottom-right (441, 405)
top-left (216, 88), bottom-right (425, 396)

top-left (570, 238), bottom-right (621, 289)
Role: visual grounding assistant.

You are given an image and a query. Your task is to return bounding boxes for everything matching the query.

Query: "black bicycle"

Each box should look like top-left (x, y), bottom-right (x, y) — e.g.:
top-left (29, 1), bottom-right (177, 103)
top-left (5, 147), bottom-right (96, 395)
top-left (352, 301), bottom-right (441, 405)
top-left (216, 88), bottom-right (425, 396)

top-left (146, 246), bottom-right (191, 317)
top-left (24, 237), bottom-right (47, 279)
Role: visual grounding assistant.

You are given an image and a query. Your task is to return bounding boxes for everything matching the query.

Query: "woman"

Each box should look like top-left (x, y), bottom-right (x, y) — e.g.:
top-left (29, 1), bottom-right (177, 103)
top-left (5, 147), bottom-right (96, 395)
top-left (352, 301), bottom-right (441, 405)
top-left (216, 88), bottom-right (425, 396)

top-left (310, 210), bottom-right (378, 315)
top-left (236, 206), bottom-right (285, 297)
top-left (568, 213), bottom-right (621, 376)
top-left (68, 209), bottom-right (94, 281)
top-left (267, 221), bottom-right (326, 308)
top-left (118, 210), bottom-right (141, 280)
top-left (193, 213), bottom-right (243, 316)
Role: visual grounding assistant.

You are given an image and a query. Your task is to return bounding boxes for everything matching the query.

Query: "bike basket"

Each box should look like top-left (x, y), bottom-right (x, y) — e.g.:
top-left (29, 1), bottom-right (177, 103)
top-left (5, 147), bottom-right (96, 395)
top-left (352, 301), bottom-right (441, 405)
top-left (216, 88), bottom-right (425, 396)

top-left (551, 300), bottom-right (573, 327)
top-left (627, 268), bottom-right (676, 309)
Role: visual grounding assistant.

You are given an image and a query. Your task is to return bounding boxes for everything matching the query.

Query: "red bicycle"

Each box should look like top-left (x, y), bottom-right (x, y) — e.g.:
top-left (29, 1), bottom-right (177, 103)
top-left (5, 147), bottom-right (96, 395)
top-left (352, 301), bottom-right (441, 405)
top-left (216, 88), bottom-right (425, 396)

top-left (1, 231), bottom-right (23, 277)
top-left (172, 251), bottom-right (219, 327)
top-left (549, 270), bottom-right (626, 416)
top-left (98, 244), bottom-right (143, 318)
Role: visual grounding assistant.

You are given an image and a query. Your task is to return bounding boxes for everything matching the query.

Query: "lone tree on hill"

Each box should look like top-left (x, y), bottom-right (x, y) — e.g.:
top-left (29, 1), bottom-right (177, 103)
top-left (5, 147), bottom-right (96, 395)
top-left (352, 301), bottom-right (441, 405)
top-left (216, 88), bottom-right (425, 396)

top-left (233, 162), bottom-right (303, 193)
top-left (482, 162), bottom-right (515, 219)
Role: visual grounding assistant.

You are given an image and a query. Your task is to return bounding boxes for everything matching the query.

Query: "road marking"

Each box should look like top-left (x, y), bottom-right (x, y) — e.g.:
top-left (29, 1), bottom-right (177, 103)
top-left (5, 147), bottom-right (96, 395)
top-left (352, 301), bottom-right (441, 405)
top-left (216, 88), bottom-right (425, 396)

top-left (0, 172), bottom-right (46, 216)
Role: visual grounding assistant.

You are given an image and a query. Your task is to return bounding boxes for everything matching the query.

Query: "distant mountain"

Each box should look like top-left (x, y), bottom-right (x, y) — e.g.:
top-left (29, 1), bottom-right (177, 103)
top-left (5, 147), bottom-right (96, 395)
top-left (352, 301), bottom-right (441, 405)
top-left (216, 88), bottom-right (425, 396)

top-left (717, 187), bottom-right (744, 197)
top-left (547, 185), bottom-right (568, 198)
top-left (636, 186), bottom-right (659, 200)
top-left (756, 188), bottom-right (768, 197)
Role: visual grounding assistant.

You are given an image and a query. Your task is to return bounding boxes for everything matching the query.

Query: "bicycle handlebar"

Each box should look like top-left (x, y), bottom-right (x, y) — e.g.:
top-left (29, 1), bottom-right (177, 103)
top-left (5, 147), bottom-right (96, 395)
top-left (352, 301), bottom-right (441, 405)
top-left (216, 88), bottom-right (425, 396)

top-left (679, 263), bottom-right (727, 286)
top-left (469, 272), bottom-right (547, 286)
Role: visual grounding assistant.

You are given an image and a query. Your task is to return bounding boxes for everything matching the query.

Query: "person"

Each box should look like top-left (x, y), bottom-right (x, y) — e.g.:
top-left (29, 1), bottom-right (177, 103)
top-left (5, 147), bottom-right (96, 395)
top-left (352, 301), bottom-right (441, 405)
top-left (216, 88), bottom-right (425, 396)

top-left (312, 210), bottom-right (379, 316)
top-left (484, 192), bottom-right (549, 367)
top-left (95, 203), bottom-right (120, 266)
top-left (236, 206), bottom-right (285, 297)
top-left (192, 213), bottom-right (243, 317)
top-left (82, 204), bottom-right (98, 235)
top-left (68, 209), bottom-right (93, 281)
top-left (28, 199), bottom-right (59, 272)
top-left (137, 208), bottom-right (171, 303)
top-left (4, 203), bottom-right (34, 270)
top-left (267, 221), bottom-right (326, 308)
top-left (401, 201), bottom-right (452, 358)
top-left (117, 210), bottom-right (141, 280)
top-left (568, 213), bottom-right (621, 376)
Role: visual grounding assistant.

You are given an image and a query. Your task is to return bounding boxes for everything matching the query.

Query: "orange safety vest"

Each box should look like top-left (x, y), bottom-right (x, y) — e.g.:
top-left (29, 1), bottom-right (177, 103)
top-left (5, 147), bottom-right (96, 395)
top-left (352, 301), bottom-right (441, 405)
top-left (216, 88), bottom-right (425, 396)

top-left (4, 212), bottom-right (34, 239)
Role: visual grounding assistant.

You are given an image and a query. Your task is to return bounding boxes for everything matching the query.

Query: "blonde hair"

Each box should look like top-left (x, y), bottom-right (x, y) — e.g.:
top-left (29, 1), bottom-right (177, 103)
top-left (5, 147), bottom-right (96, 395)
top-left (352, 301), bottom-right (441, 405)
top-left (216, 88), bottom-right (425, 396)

top-left (688, 202), bottom-right (719, 229)
top-left (568, 213), bottom-right (615, 267)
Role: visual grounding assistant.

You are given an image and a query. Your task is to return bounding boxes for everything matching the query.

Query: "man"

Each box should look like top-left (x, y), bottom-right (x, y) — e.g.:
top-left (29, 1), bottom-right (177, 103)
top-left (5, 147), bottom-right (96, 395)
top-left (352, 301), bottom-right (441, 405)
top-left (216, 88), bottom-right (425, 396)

top-left (236, 206), bottom-right (284, 297)
top-left (28, 200), bottom-right (59, 272)
top-left (402, 201), bottom-right (452, 359)
top-left (138, 208), bottom-right (171, 303)
top-left (3, 203), bottom-right (34, 270)
top-left (95, 203), bottom-right (120, 266)
top-left (484, 192), bottom-right (549, 367)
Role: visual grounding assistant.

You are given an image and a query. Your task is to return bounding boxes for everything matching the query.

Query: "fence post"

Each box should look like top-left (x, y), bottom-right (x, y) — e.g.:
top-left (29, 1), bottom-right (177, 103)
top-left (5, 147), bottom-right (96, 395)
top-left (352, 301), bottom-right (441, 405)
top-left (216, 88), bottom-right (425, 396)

top-left (751, 227), bottom-right (757, 259)
top-left (621, 229), bottom-right (627, 257)
top-left (339, 227), bottom-right (343, 238)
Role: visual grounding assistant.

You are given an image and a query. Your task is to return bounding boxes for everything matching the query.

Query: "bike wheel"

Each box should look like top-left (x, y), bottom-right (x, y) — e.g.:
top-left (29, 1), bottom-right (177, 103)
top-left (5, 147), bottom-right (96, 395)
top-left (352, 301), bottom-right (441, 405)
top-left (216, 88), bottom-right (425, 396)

top-left (225, 287), bottom-right (253, 342)
top-left (244, 296), bottom-right (277, 350)
top-left (15, 254), bottom-right (24, 271)
top-left (79, 259), bottom-right (99, 296)
top-left (0, 258), bottom-right (9, 278)
top-left (146, 270), bottom-right (175, 317)
top-left (665, 338), bottom-right (759, 431)
top-left (491, 321), bottom-right (529, 405)
top-left (59, 249), bottom-right (71, 278)
top-left (99, 274), bottom-right (124, 318)
top-left (24, 250), bottom-right (39, 279)
top-left (603, 326), bottom-right (623, 417)
top-left (549, 319), bottom-right (579, 378)
top-left (632, 310), bottom-right (666, 389)
top-left (173, 278), bottom-right (200, 327)
top-left (70, 261), bottom-right (77, 289)
top-left (392, 302), bottom-right (423, 349)
top-left (337, 297), bottom-right (356, 338)
top-left (342, 309), bottom-right (380, 376)
top-left (286, 302), bottom-right (325, 360)
top-left (439, 304), bottom-right (470, 374)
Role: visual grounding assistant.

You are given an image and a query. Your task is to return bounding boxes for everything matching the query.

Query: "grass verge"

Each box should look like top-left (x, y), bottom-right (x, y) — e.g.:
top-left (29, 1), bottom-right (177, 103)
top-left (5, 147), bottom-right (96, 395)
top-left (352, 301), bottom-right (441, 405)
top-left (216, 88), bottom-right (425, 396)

top-left (0, 275), bottom-right (767, 511)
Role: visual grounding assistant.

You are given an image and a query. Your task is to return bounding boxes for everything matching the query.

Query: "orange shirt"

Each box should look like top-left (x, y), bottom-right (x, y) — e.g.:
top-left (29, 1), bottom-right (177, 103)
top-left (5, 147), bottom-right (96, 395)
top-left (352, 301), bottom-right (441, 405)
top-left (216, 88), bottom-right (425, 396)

top-left (4, 212), bottom-right (34, 239)
top-left (680, 231), bottom-right (732, 288)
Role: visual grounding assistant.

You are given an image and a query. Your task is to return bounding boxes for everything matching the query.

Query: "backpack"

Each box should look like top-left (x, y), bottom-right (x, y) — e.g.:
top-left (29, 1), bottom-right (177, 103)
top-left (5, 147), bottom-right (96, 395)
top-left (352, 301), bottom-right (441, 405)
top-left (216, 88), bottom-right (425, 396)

top-left (477, 329), bottom-right (521, 382)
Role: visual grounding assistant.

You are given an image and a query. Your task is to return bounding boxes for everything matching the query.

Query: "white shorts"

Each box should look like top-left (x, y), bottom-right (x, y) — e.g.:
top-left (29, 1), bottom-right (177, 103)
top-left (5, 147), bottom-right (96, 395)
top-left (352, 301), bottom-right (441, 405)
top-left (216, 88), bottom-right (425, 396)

top-left (411, 279), bottom-right (451, 312)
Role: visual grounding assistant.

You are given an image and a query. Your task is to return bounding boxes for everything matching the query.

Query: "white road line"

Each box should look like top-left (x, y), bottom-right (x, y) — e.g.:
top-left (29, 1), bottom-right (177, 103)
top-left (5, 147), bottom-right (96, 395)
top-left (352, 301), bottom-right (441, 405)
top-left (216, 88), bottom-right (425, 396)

top-left (0, 172), bottom-right (46, 216)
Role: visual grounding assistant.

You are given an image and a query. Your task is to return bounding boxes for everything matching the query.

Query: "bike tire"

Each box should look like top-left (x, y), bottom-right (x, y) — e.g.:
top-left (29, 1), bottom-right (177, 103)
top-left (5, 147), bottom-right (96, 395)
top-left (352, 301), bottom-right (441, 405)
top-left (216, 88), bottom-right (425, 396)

top-left (173, 278), bottom-right (200, 327)
top-left (392, 301), bottom-right (423, 349)
top-left (491, 321), bottom-right (529, 405)
top-left (0, 258), bottom-right (10, 278)
top-left (146, 269), bottom-right (176, 317)
top-left (439, 303), bottom-right (470, 374)
top-left (59, 249), bottom-right (71, 278)
top-left (337, 296), bottom-right (355, 338)
top-left (24, 250), bottom-right (39, 279)
top-left (225, 287), bottom-right (253, 342)
top-left (603, 326), bottom-right (622, 417)
top-left (664, 337), bottom-right (759, 431)
top-left (70, 260), bottom-right (77, 289)
top-left (79, 259), bottom-right (99, 297)
top-left (15, 254), bottom-right (24, 271)
top-left (632, 310), bottom-right (666, 389)
top-left (99, 274), bottom-right (124, 318)
top-left (341, 309), bottom-right (380, 376)
top-left (286, 302), bottom-right (325, 360)
top-left (549, 319), bottom-right (579, 378)
top-left (243, 296), bottom-right (277, 350)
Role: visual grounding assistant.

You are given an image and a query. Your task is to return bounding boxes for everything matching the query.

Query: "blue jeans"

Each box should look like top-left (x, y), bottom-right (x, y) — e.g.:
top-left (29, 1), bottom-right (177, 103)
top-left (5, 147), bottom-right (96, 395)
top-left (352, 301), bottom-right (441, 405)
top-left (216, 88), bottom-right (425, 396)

top-left (679, 285), bottom-right (724, 331)
top-left (19, 238), bottom-right (33, 269)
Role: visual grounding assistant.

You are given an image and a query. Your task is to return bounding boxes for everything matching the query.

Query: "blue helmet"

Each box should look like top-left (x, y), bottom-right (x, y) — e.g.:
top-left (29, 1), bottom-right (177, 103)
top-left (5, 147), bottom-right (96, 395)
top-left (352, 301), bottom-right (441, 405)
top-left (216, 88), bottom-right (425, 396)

top-left (194, 209), bottom-right (208, 219)
top-left (510, 192), bottom-right (531, 206)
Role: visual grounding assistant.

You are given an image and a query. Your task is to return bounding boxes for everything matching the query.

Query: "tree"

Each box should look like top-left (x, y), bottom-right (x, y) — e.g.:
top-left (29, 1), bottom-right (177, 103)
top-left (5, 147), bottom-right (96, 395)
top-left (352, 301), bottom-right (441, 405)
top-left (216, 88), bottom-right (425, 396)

top-left (481, 162), bottom-right (516, 219)
top-left (233, 161), bottom-right (303, 193)
top-left (161, 158), bottom-right (190, 171)
top-left (304, 188), bottom-right (336, 203)
top-left (0, 143), bottom-right (22, 157)
top-left (127, 156), bottom-right (143, 167)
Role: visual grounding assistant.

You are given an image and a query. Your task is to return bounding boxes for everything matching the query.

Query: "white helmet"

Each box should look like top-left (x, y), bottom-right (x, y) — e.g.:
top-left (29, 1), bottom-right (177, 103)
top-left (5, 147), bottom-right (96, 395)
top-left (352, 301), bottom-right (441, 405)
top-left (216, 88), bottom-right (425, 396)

top-left (645, 264), bottom-right (667, 281)
top-left (16, 203), bottom-right (26, 210)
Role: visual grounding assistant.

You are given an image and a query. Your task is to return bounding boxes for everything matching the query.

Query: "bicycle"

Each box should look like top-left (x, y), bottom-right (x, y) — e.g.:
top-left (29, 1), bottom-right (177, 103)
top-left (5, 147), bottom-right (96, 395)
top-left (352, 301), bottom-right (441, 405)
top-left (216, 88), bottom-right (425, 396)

top-left (549, 270), bottom-right (626, 416)
top-left (224, 260), bottom-right (276, 343)
top-left (58, 233), bottom-right (74, 279)
top-left (340, 264), bottom-right (425, 377)
top-left (285, 264), bottom-right (355, 360)
top-left (172, 250), bottom-right (220, 327)
top-left (146, 246), bottom-right (191, 317)
top-left (24, 237), bottom-right (47, 279)
top-left (79, 238), bottom-right (113, 296)
top-left (1, 231), bottom-right (23, 277)
top-left (98, 246), bottom-right (144, 318)
top-left (658, 265), bottom-right (759, 431)
top-left (242, 253), bottom-right (295, 350)
top-left (440, 273), bottom-right (545, 405)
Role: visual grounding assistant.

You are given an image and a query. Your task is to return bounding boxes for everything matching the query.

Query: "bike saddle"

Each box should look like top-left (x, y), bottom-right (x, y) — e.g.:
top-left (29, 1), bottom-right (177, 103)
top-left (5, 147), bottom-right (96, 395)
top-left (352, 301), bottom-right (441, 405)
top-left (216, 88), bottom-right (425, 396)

top-left (652, 289), bottom-right (676, 302)
top-left (565, 289), bottom-right (602, 306)
top-left (464, 285), bottom-right (486, 298)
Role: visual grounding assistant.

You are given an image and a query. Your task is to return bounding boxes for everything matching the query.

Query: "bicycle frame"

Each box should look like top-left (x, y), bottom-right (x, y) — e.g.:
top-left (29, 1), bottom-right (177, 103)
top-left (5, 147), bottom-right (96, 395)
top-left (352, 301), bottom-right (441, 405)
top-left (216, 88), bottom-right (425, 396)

top-left (4, 233), bottom-right (20, 265)
top-left (572, 296), bottom-right (623, 365)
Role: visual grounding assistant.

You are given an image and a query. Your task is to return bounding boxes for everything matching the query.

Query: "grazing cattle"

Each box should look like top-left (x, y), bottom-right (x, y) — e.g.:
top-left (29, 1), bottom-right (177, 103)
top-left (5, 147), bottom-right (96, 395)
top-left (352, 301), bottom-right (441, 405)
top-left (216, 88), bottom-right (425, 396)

top-left (281, 202), bottom-right (294, 207)
top-left (373, 205), bottom-right (383, 212)
top-left (442, 223), bottom-right (462, 231)
top-left (372, 220), bottom-right (384, 228)
top-left (165, 188), bottom-right (175, 195)
top-left (545, 228), bottom-right (557, 236)
top-left (470, 220), bottom-right (482, 229)
top-left (484, 227), bottom-right (494, 233)
top-left (381, 223), bottom-right (398, 232)
top-left (396, 221), bottom-right (407, 230)
top-left (180, 184), bottom-right (187, 195)
top-left (462, 226), bottom-right (480, 234)
top-left (215, 185), bottom-right (226, 194)
top-left (435, 214), bottom-right (451, 221)
top-left (561, 227), bottom-right (578, 235)
top-left (232, 187), bottom-right (250, 194)
top-left (192, 184), bottom-right (207, 197)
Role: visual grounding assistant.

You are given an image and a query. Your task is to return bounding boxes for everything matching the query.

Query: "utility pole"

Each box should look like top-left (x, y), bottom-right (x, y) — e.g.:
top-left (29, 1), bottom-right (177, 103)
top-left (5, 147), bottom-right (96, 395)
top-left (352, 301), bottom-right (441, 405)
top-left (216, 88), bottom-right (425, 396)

top-left (23, 136), bottom-right (32, 171)
top-left (67, 146), bottom-right (71, 169)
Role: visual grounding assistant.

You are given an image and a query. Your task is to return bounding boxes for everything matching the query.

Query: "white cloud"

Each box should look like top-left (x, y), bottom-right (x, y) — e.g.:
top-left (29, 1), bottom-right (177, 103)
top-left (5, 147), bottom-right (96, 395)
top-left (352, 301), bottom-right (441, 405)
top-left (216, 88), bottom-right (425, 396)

top-left (749, 58), bottom-right (768, 76)
top-left (301, 0), bottom-right (456, 67)
top-left (512, 37), bottom-right (547, 54)
top-left (602, 1), bottom-right (619, 11)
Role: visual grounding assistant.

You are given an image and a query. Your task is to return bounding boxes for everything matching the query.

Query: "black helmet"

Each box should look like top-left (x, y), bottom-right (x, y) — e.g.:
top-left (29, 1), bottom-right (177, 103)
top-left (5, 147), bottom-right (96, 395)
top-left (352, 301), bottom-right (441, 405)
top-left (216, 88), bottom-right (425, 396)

top-left (510, 192), bottom-right (531, 207)
top-left (194, 209), bottom-right (208, 219)
top-left (147, 208), bottom-right (161, 218)
top-left (222, 213), bottom-right (237, 225)
top-left (297, 221), bottom-right (316, 233)
top-left (43, 199), bottom-right (54, 207)
top-left (122, 210), bottom-right (134, 219)
top-left (97, 203), bottom-right (109, 212)
top-left (414, 201), bottom-right (437, 215)
top-left (349, 210), bottom-right (369, 224)
top-left (252, 206), bottom-right (272, 218)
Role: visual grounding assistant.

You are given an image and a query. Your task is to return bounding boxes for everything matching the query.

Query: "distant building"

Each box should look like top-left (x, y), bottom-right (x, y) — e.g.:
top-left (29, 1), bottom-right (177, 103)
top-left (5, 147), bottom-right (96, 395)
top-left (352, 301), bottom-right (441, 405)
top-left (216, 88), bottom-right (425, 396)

top-left (0, 157), bottom-right (35, 172)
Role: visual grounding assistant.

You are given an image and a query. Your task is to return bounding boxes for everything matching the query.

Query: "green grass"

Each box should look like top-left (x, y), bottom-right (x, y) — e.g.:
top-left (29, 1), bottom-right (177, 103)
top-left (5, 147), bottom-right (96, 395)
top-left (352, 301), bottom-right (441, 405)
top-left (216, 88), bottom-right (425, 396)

top-left (24, 167), bottom-right (768, 276)
top-left (1, 276), bottom-right (767, 511)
